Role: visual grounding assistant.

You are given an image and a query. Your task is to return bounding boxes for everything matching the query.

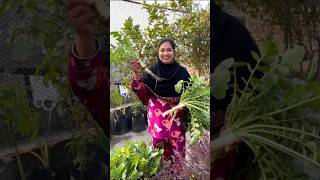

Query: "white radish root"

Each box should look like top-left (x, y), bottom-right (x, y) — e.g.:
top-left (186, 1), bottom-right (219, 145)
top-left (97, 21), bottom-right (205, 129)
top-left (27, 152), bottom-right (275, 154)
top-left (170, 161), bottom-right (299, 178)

top-left (211, 132), bottom-right (240, 151)
top-left (162, 103), bottom-right (186, 117)
top-left (94, 0), bottom-right (109, 20)
top-left (138, 59), bottom-right (166, 81)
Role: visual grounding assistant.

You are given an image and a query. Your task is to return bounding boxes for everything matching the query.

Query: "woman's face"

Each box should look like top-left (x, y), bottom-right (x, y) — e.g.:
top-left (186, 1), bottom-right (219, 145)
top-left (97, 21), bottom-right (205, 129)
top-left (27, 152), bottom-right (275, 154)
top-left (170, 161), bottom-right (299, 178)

top-left (158, 42), bottom-right (175, 64)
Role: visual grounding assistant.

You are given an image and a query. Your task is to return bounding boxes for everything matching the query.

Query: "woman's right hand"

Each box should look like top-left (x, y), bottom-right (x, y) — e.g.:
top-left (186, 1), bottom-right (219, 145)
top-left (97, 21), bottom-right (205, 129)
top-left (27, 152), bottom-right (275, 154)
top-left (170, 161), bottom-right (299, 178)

top-left (66, 0), bottom-right (98, 57)
top-left (66, 0), bottom-right (97, 38)
top-left (129, 59), bottom-right (142, 79)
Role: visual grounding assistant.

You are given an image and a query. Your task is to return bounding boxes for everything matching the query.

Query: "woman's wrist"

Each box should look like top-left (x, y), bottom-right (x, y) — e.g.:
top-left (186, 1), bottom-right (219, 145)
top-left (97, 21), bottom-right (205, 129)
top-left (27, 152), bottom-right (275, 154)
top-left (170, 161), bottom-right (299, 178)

top-left (72, 37), bottom-right (100, 60)
top-left (132, 72), bottom-right (141, 80)
top-left (74, 34), bottom-right (97, 58)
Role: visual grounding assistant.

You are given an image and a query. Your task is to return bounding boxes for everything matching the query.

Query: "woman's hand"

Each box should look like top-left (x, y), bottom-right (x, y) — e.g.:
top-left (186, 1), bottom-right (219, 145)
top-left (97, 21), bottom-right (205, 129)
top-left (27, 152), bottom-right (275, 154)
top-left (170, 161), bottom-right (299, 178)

top-left (211, 112), bottom-right (241, 161)
top-left (129, 59), bottom-right (142, 80)
top-left (66, 0), bottom-right (98, 57)
top-left (211, 125), bottom-right (241, 161)
top-left (219, 125), bottom-right (241, 152)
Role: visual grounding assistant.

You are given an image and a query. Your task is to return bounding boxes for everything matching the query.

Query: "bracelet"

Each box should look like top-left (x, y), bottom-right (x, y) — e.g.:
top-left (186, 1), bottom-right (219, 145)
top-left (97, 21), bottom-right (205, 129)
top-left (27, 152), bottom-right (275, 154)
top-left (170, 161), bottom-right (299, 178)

top-left (71, 39), bottom-right (101, 60)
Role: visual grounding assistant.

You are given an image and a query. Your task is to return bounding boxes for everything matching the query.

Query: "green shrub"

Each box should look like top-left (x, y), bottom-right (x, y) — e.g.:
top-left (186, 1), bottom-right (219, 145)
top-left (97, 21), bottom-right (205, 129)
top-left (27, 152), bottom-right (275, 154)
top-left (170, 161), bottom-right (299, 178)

top-left (110, 141), bottom-right (163, 180)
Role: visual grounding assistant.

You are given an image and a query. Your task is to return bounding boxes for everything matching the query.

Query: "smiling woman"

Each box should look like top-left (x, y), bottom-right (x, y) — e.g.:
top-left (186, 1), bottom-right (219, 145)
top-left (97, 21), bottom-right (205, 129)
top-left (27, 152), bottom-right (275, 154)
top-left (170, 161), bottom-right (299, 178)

top-left (158, 40), bottom-right (175, 64)
top-left (109, 0), bottom-right (210, 178)
top-left (130, 38), bottom-right (191, 174)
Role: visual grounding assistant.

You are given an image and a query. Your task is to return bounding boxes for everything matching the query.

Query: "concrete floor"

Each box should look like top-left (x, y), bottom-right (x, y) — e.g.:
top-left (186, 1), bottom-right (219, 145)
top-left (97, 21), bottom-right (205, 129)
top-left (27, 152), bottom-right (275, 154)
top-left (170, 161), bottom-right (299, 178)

top-left (110, 129), bottom-right (151, 149)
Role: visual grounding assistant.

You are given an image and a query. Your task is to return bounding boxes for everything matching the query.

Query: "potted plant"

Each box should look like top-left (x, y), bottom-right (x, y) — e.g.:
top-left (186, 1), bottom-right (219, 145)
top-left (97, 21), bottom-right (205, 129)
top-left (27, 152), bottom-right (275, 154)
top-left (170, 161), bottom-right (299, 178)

top-left (66, 127), bottom-right (108, 180)
top-left (24, 107), bottom-right (68, 180)
top-left (0, 85), bottom-right (38, 180)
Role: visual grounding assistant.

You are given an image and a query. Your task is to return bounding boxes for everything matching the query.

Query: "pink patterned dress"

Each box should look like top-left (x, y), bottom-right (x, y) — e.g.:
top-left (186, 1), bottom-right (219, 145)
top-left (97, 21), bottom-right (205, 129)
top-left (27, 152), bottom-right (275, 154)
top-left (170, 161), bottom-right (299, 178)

top-left (131, 78), bottom-right (186, 163)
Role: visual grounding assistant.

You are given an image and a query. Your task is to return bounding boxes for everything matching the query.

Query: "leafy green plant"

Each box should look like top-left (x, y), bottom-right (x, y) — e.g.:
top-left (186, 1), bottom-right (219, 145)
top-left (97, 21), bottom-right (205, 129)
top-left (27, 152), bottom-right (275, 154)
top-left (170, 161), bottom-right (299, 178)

top-left (211, 39), bottom-right (320, 179)
top-left (110, 31), bottom-right (139, 65)
top-left (111, 0), bottom-right (209, 82)
top-left (66, 129), bottom-right (100, 171)
top-left (64, 100), bottom-right (106, 171)
top-left (1, 1), bottom-right (108, 178)
top-left (120, 0), bottom-right (210, 76)
top-left (110, 141), bottom-right (163, 180)
top-left (0, 85), bottom-right (38, 180)
top-left (163, 75), bottom-right (210, 144)
top-left (23, 142), bottom-right (50, 168)
top-left (110, 87), bottom-right (123, 108)
top-left (111, 31), bottom-right (165, 82)
top-left (22, 108), bottom-right (55, 169)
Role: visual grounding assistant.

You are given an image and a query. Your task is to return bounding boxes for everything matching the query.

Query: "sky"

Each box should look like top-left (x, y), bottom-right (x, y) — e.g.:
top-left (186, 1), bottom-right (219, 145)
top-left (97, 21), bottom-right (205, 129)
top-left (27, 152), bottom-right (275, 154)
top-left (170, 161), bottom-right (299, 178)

top-left (110, 0), bottom-right (210, 45)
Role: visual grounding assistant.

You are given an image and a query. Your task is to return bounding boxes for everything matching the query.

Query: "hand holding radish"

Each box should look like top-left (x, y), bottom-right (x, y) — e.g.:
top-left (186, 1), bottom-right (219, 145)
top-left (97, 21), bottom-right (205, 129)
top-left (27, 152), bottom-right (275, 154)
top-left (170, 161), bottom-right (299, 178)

top-left (129, 59), bottom-right (142, 79)
top-left (66, 0), bottom-right (99, 57)
top-left (66, 0), bottom-right (98, 38)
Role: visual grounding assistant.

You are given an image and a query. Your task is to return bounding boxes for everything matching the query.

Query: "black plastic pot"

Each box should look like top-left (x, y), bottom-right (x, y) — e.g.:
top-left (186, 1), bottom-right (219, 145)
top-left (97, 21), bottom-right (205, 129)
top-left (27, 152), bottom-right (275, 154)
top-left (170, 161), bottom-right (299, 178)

top-left (111, 107), bottom-right (148, 135)
top-left (131, 110), bottom-right (147, 132)
top-left (118, 113), bottom-right (131, 134)
top-left (70, 144), bottom-right (108, 180)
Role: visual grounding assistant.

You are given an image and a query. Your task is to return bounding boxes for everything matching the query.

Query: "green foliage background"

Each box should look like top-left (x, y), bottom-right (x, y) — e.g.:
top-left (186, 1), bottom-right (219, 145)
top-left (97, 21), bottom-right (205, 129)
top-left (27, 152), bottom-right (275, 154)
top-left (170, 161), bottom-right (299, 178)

top-left (212, 39), bottom-right (320, 179)
top-left (0, 0), bottom-right (109, 175)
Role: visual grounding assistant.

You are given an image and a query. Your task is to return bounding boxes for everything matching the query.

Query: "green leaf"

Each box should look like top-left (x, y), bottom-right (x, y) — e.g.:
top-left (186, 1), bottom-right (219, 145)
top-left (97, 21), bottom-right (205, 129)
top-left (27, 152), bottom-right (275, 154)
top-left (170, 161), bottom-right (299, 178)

top-left (174, 80), bottom-right (183, 93)
top-left (282, 45), bottom-right (305, 69)
top-left (259, 39), bottom-right (278, 58)
top-left (193, 123), bottom-right (199, 128)
top-left (251, 51), bottom-right (260, 61)
top-left (277, 66), bottom-right (290, 77)
top-left (212, 58), bottom-right (234, 100)
top-left (265, 73), bottom-right (279, 86)
top-left (124, 17), bottom-right (133, 31)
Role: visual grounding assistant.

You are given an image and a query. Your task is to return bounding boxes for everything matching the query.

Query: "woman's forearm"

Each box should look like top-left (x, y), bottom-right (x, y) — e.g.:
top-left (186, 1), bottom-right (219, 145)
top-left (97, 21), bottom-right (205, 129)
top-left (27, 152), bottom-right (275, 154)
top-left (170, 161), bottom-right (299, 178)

top-left (75, 34), bottom-right (97, 57)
